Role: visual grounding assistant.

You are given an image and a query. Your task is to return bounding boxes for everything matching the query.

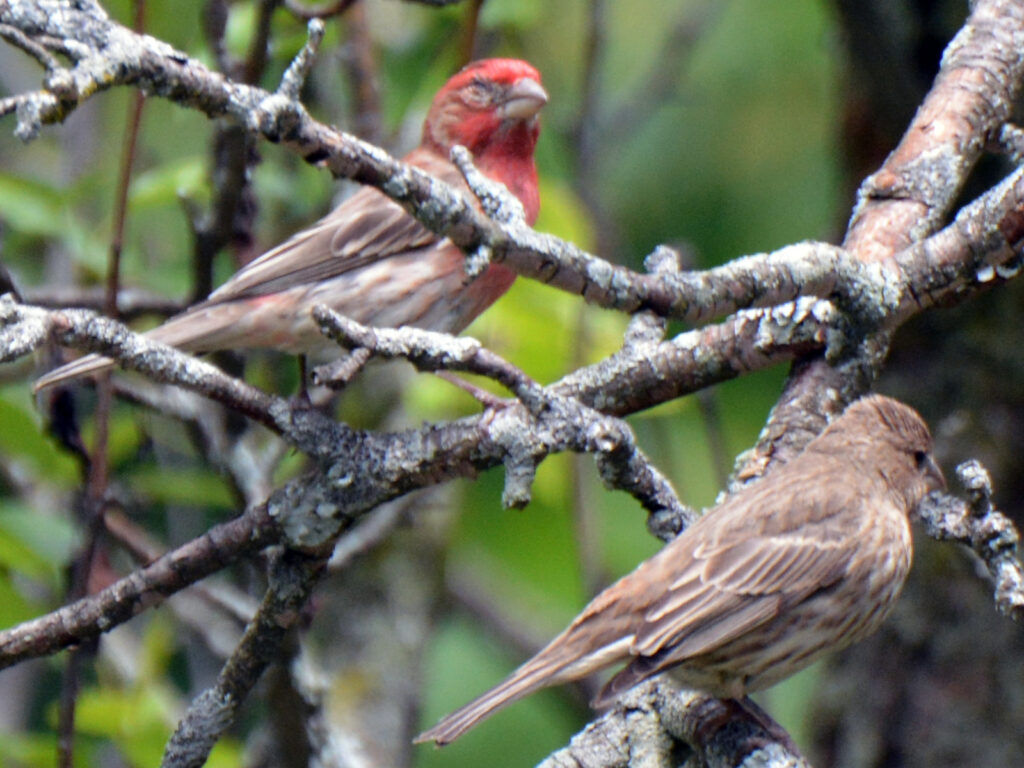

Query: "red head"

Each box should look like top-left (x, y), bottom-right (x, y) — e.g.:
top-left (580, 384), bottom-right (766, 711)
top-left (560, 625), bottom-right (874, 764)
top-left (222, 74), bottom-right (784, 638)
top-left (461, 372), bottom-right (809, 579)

top-left (422, 59), bottom-right (546, 221)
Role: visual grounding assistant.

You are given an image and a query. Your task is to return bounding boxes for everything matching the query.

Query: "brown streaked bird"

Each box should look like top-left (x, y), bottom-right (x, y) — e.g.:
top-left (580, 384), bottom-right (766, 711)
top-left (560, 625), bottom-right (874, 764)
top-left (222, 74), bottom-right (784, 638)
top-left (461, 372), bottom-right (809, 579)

top-left (416, 395), bottom-right (945, 746)
top-left (34, 58), bottom-right (547, 392)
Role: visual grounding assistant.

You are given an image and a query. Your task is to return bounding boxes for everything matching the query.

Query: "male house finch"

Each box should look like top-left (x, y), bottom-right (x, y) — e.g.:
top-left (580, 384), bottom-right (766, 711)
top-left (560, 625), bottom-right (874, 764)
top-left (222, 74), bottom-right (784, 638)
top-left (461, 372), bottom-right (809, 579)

top-left (34, 58), bottom-right (546, 391)
top-left (417, 395), bottom-right (945, 746)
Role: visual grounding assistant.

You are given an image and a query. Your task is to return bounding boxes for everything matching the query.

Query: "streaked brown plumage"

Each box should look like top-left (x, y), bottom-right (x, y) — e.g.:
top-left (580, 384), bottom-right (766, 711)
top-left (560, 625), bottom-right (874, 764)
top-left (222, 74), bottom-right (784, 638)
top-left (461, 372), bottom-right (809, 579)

top-left (416, 395), bottom-right (945, 746)
top-left (34, 59), bottom-right (546, 392)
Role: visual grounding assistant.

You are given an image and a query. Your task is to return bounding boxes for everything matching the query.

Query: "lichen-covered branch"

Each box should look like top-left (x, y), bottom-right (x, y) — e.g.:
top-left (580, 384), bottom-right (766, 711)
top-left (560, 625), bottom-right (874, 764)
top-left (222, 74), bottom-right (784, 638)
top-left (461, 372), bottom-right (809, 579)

top-left (160, 548), bottom-right (328, 768)
top-left (314, 306), bottom-right (694, 524)
top-left (2, 0), bottom-right (1024, 338)
top-left (539, 680), bottom-right (812, 768)
top-left (918, 462), bottom-right (1024, 621)
top-left (0, 288), bottom-right (834, 682)
top-left (3, 2), bottom-right (1024, 766)
top-left (751, 0), bottom-right (1024, 475)
top-left (846, 0), bottom-right (1024, 262)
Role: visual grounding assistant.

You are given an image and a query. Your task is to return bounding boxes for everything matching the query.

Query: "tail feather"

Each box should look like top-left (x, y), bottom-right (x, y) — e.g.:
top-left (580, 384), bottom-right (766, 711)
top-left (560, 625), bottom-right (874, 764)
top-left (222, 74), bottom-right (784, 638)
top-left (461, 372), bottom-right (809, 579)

top-left (34, 354), bottom-right (116, 393)
top-left (414, 661), bottom-right (560, 746)
top-left (415, 635), bottom-right (633, 746)
top-left (32, 303), bottom-right (235, 394)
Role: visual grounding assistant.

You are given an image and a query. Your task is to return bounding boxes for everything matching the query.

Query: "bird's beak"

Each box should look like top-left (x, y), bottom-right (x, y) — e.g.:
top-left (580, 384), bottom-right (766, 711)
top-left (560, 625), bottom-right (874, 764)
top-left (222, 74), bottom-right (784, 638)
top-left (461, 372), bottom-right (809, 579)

top-left (499, 78), bottom-right (548, 120)
top-left (924, 454), bottom-right (946, 491)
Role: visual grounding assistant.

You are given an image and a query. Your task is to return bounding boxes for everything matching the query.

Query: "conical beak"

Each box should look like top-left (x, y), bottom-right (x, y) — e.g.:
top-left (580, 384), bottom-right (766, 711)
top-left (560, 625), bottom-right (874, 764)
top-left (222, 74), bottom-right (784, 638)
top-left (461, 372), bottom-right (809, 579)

top-left (499, 78), bottom-right (548, 120)
top-left (924, 453), bottom-right (946, 491)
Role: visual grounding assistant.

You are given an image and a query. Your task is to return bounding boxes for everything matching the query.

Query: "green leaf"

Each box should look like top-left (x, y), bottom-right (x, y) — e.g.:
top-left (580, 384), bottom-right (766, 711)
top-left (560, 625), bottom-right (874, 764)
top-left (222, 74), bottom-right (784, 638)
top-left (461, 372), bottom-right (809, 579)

top-left (0, 172), bottom-right (66, 237)
top-left (0, 502), bottom-right (78, 585)
top-left (75, 687), bottom-right (175, 767)
top-left (0, 730), bottom-right (57, 768)
top-left (129, 467), bottom-right (234, 508)
top-left (70, 617), bottom-right (245, 767)
top-left (0, 571), bottom-right (34, 627)
top-left (0, 388), bottom-right (79, 487)
top-left (129, 157), bottom-right (207, 209)
top-left (224, 2), bottom-right (257, 60)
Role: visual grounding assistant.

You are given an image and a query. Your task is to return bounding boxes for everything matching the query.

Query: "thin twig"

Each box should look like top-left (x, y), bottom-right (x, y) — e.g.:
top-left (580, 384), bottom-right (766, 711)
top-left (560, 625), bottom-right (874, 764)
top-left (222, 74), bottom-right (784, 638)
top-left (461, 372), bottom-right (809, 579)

top-left (458, 0), bottom-right (485, 65)
top-left (161, 548), bottom-right (328, 768)
top-left (918, 461), bottom-right (1024, 620)
top-left (0, 22), bottom-right (61, 71)
top-left (0, 502), bottom-right (278, 670)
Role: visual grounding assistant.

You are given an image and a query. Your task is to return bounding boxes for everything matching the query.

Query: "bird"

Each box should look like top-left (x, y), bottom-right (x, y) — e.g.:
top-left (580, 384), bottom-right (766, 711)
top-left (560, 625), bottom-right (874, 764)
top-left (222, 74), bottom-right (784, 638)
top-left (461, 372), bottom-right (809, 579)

top-left (416, 394), bottom-right (945, 746)
top-left (34, 58), bottom-right (547, 392)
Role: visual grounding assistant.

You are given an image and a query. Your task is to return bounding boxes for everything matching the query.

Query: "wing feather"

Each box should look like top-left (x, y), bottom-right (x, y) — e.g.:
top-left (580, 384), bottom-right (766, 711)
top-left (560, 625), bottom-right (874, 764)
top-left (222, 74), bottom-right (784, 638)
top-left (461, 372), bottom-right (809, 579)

top-left (203, 149), bottom-right (463, 304)
top-left (594, 597), bottom-right (781, 706)
top-left (633, 464), bottom-right (860, 659)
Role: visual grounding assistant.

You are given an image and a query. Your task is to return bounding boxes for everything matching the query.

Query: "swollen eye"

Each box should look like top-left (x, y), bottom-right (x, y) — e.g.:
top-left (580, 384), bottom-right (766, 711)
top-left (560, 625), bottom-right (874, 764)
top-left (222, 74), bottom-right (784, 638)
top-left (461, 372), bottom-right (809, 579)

top-left (464, 80), bottom-right (491, 106)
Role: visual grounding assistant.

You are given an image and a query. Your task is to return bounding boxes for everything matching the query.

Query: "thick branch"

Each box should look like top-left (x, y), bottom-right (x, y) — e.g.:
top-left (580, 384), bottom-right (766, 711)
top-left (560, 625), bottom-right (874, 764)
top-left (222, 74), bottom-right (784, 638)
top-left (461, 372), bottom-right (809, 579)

top-left (751, 0), bottom-right (1024, 475)
top-left (2, 1), bottom-right (1022, 338)
top-left (846, 0), bottom-right (1024, 262)
top-left (540, 680), bottom-right (811, 768)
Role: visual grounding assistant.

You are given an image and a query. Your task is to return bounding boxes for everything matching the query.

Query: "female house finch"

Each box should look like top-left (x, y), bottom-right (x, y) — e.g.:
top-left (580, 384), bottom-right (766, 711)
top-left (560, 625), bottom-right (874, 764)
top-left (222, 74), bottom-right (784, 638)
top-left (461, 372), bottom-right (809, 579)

top-left (416, 395), bottom-right (945, 746)
top-left (35, 58), bottom-right (546, 391)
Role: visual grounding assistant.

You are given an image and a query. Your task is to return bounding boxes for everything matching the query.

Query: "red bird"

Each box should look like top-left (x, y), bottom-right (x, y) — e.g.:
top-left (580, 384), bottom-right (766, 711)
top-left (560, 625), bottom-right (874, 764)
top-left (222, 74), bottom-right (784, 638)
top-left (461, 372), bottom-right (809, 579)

top-left (35, 58), bottom-right (546, 391)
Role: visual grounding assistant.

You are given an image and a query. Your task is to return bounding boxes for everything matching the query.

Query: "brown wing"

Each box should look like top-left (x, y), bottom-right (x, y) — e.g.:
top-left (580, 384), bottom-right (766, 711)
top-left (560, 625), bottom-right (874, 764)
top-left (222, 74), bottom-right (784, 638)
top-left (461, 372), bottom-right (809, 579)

top-left (634, 464), bottom-right (860, 660)
top-left (202, 148), bottom-right (463, 304)
top-left (589, 467), bottom-right (864, 705)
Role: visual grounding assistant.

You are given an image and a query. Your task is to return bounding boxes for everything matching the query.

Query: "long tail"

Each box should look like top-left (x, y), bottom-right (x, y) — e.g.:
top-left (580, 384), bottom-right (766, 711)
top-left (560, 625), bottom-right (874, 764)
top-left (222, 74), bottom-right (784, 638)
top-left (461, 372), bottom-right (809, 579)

top-left (34, 354), bottom-right (116, 393)
top-left (33, 301), bottom-right (238, 393)
top-left (415, 634), bottom-right (631, 746)
top-left (414, 659), bottom-right (564, 746)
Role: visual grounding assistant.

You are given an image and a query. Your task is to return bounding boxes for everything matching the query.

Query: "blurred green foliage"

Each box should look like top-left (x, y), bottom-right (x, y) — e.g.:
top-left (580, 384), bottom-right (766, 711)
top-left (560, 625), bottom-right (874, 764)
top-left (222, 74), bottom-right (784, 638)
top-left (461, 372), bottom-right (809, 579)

top-left (0, 0), bottom-right (843, 764)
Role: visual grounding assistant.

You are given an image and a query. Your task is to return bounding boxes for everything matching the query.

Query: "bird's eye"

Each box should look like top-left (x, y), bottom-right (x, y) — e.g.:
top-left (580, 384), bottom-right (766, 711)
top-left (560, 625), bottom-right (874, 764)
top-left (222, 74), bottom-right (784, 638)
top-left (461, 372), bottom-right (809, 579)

top-left (913, 450), bottom-right (929, 470)
top-left (463, 78), bottom-right (491, 106)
